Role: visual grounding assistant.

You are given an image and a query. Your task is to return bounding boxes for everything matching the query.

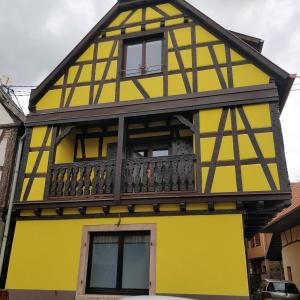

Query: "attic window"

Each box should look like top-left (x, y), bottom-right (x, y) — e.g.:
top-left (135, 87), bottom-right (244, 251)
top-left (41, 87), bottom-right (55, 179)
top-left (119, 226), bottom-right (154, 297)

top-left (123, 36), bottom-right (163, 77)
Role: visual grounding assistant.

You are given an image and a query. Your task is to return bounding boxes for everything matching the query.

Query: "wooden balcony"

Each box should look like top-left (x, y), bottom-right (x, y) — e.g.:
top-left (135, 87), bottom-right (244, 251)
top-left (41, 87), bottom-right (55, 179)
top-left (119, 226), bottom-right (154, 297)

top-left (49, 154), bottom-right (197, 199)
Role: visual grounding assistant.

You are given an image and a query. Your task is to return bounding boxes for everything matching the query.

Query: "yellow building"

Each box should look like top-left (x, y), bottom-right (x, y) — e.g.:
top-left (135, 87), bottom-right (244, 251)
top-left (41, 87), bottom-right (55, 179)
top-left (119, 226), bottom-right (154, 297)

top-left (5, 0), bottom-right (294, 299)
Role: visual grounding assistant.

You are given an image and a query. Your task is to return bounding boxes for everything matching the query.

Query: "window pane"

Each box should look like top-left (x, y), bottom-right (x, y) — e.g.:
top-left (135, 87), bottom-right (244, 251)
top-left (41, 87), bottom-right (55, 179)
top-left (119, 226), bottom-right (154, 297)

top-left (126, 44), bottom-right (143, 77)
top-left (285, 283), bottom-right (299, 294)
top-left (152, 149), bottom-right (169, 157)
top-left (122, 235), bottom-right (150, 289)
top-left (132, 150), bottom-right (148, 158)
top-left (89, 235), bottom-right (119, 289)
top-left (146, 40), bottom-right (162, 74)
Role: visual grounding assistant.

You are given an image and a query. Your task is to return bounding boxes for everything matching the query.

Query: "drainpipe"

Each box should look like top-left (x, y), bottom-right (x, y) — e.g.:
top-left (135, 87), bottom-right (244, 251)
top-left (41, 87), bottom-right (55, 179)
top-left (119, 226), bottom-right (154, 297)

top-left (0, 132), bottom-right (26, 277)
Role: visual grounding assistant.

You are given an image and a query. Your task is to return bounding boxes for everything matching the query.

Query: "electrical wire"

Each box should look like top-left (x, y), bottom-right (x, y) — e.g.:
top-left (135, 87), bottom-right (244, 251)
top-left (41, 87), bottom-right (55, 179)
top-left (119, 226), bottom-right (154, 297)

top-left (8, 90), bottom-right (25, 113)
top-left (8, 85), bottom-right (37, 88)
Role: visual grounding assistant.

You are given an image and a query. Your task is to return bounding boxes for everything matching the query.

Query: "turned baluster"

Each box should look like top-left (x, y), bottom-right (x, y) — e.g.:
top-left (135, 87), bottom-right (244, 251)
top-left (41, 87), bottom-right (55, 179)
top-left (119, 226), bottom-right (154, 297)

top-left (76, 166), bottom-right (85, 196)
top-left (186, 159), bottom-right (195, 191)
top-left (178, 159), bottom-right (187, 191)
top-left (57, 168), bottom-right (66, 197)
top-left (155, 160), bottom-right (163, 192)
top-left (98, 164), bottom-right (106, 194)
top-left (50, 169), bottom-right (59, 197)
top-left (126, 161), bottom-right (134, 193)
top-left (105, 162), bottom-right (114, 194)
top-left (84, 166), bottom-right (92, 195)
top-left (148, 161), bottom-right (155, 192)
top-left (141, 162), bottom-right (148, 192)
top-left (171, 160), bottom-right (179, 191)
top-left (64, 168), bottom-right (72, 196)
top-left (133, 162), bottom-right (141, 193)
top-left (70, 167), bottom-right (79, 196)
top-left (163, 161), bottom-right (171, 192)
top-left (91, 166), bottom-right (100, 195)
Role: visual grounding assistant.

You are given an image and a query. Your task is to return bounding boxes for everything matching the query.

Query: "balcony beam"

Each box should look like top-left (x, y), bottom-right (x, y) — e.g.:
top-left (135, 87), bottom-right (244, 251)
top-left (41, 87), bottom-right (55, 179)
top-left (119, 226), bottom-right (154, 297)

top-left (174, 115), bottom-right (196, 133)
top-left (193, 112), bottom-right (202, 194)
top-left (114, 116), bottom-right (126, 202)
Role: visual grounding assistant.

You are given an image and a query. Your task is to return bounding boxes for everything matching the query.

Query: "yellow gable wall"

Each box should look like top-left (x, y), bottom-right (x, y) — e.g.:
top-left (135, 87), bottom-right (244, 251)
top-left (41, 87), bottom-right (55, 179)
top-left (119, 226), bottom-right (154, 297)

top-left (197, 103), bottom-right (280, 194)
top-left (6, 215), bottom-right (249, 297)
top-left (35, 2), bottom-right (270, 111)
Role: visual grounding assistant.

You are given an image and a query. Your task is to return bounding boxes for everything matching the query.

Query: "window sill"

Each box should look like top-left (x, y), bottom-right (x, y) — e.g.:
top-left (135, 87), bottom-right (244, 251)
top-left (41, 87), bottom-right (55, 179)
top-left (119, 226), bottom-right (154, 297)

top-left (121, 71), bottom-right (163, 81)
top-left (76, 295), bottom-right (126, 300)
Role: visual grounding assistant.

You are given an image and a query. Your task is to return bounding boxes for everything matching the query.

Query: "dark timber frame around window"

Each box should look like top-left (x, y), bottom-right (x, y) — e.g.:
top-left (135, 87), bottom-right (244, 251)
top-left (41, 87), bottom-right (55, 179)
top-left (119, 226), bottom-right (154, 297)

top-left (122, 34), bottom-right (164, 78)
top-left (86, 231), bottom-right (150, 296)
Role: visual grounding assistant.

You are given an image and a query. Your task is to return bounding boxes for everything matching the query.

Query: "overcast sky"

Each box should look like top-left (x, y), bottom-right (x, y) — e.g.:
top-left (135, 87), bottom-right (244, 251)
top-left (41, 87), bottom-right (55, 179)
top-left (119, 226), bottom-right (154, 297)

top-left (0, 0), bottom-right (299, 181)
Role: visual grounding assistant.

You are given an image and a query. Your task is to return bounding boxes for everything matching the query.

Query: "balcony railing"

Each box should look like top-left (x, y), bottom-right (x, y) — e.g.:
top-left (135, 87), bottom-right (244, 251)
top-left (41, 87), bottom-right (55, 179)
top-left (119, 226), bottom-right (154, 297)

top-left (123, 155), bottom-right (196, 193)
top-left (49, 154), bottom-right (196, 199)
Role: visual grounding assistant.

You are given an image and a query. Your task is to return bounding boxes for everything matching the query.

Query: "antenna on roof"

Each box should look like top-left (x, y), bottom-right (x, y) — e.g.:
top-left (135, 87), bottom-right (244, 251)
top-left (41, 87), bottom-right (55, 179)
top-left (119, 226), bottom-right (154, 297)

top-left (0, 75), bottom-right (12, 87)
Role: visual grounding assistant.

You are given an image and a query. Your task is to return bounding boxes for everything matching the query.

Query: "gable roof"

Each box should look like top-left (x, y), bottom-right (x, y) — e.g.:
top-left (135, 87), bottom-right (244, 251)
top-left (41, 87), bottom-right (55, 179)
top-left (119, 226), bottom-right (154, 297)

top-left (29, 0), bottom-right (295, 112)
top-left (0, 86), bottom-right (25, 123)
top-left (229, 31), bottom-right (264, 53)
top-left (264, 182), bottom-right (300, 233)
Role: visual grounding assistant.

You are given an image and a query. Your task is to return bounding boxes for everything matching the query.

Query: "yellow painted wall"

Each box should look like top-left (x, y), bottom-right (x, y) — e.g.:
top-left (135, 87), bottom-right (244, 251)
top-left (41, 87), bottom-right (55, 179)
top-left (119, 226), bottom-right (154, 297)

top-left (6, 215), bottom-right (249, 297)
top-left (20, 126), bottom-right (53, 202)
top-left (34, 2), bottom-right (271, 111)
top-left (196, 103), bottom-right (280, 193)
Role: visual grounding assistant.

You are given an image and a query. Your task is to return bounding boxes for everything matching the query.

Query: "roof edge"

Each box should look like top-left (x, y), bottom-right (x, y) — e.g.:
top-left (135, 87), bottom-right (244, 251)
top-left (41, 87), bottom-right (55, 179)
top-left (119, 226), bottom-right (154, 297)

top-left (0, 86), bottom-right (25, 122)
top-left (229, 31), bottom-right (264, 53)
top-left (174, 0), bottom-right (290, 80)
top-left (29, 0), bottom-right (293, 112)
top-left (29, 2), bottom-right (120, 111)
top-left (279, 74), bottom-right (297, 113)
top-left (263, 204), bottom-right (300, 233)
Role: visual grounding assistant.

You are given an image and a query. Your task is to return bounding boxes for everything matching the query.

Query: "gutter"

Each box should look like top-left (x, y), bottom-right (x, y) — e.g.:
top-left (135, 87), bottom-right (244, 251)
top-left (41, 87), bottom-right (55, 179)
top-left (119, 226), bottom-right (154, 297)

top-left (0, 132), bottom-right (26, 277)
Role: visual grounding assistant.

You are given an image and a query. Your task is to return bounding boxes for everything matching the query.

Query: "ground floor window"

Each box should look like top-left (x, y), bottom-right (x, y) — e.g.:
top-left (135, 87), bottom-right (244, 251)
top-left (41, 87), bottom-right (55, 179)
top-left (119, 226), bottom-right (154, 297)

top-left (86, 231), bottom-right (151, 295)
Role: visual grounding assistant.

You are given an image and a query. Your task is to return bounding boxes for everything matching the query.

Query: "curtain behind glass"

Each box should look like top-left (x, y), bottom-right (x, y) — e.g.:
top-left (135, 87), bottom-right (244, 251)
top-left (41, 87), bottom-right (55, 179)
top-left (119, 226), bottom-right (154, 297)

top-left (146, 40), bottom-right (162, 74)
top-left (89, 236), bottom-right (119, 289)
top-left (126, 44), bottom-right (143, 77)
top-left (122, 235), bottom-right (150, 289)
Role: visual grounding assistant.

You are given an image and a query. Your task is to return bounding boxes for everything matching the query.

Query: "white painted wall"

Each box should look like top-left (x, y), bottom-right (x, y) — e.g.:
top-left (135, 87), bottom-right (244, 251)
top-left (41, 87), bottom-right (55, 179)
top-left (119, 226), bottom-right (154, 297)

top-left (0, 137), bottom-right (7, 167)
top-left (0, 102), bottom-right (14, 125)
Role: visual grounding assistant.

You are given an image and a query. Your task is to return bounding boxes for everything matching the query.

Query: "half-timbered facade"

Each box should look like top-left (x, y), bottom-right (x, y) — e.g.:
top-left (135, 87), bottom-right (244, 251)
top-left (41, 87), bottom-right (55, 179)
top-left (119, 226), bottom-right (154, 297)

top-left (0, 86), bottom-right (24, 285)
top-left (6, 0), bottom-right (294, 299)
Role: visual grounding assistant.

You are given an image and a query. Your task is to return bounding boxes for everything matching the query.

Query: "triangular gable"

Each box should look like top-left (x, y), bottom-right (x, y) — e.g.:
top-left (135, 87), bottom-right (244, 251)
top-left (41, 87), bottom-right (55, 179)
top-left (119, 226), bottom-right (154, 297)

top-left (29, 0), bottom-right (294, 112)
top-left (0, 102), bottom-right (14, 125)
top-left (0, 87), bottom-right (25, 124)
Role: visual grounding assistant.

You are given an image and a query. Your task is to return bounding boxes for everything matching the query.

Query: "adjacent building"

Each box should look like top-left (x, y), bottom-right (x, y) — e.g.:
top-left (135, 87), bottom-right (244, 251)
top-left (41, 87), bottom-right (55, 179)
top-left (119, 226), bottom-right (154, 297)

top-left (5, 0), bottom-right (294, 299)
top-left (247, 233), bottom-right (283, 293)
top-left (265, 182), bottom-right (300, 289)
top-left (0, 86), bottom-right (25, 285)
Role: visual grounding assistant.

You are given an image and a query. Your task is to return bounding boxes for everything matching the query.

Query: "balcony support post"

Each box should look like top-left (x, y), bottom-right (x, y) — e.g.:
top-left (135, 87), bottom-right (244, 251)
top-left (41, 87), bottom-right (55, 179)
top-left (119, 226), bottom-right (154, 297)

top-left (44, 126), bottom-right (58, 200)
top-left (193, 112), bottom-right (202, 194)
top-left (114, 116), bottom-right (126, 202)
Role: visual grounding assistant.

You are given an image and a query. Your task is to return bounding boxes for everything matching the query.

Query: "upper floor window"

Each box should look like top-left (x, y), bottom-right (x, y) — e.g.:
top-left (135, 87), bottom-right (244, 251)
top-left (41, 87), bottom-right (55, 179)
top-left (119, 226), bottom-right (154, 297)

top-left (255, 233), bottom-right (261, 247)
top-left (123, 37), bottom-right (163, 77)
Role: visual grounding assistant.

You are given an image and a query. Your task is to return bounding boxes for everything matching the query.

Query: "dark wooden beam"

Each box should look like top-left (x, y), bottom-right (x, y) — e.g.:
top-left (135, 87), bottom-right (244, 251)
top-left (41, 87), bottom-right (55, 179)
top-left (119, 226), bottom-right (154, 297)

top-left (153, 203), bottom-right (160, 213)
top-left (26, 84), bottom-right (279, 127)
top-left (55, 208), bottom-right (64, 216)
top-left (128, 204), bottom-right (135, 213)
top-left (55, 126), bottom-right (75, 145)
top-left (174, 115), bottom-right (196, 133)
top-left (78, 207), bottom-right (86, 215)
top-left (114, 116), bottom-right (126, 202)
top-left (193, 112), bottom-right (202, 194)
